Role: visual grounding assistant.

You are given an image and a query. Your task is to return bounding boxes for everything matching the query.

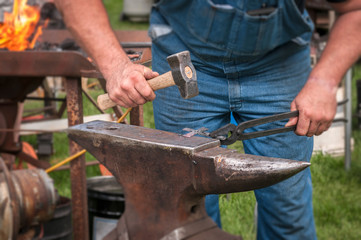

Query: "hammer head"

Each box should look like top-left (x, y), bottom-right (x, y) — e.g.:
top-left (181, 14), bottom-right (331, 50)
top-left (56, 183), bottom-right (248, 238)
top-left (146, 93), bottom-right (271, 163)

top-left (167, 51), bottom-right (198, 99)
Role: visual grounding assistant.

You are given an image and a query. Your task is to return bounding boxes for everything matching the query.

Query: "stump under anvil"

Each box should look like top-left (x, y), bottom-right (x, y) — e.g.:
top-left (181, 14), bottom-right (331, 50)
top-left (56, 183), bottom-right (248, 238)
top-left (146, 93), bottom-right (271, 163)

top-left (67, 120), bottom-right (310, 240)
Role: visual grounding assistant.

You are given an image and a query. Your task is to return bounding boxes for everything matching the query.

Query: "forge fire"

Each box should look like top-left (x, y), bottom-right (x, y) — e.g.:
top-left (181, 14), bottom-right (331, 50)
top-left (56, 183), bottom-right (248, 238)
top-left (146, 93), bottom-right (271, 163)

top-left (0, 0), bottom-right (46, 51)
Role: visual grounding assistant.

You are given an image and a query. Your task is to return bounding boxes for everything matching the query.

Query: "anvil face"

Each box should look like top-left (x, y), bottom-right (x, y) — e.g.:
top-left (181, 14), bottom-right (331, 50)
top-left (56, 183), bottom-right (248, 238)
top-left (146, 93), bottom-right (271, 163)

top-left (73, 120), bottom-right (220, 154)
top-left (67, 121), bottom-right (309, 240)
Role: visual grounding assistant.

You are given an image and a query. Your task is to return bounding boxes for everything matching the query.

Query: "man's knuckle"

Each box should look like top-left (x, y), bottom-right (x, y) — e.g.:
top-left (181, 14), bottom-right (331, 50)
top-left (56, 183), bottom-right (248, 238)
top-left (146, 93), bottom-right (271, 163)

top-left (144, 89), bottom-right (154, 98)
top-left (296, 128), bottom-right (307, 136)
top-left (120, 81), bottom-right (132, 91)
top-left (314, 115), bottom-right (323, 123)
top-left (108, 92), bottom-right (121, 102)
top-left (130, 72), bottom-right (142, 81)
top-left (138, 99), bottom-right (147, 105)
top-left (301, 109), bottom-right (311, 118)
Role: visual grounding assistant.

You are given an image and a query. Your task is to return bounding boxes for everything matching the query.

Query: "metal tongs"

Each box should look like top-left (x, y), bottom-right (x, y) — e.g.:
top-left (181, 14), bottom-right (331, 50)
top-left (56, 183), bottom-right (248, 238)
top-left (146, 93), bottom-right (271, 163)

top-left (183, 100), bottom-right (348, 145)
top-left (183, 111), bottom-right (299, 145)
top-left (209, 111), bottom-right (299, 145)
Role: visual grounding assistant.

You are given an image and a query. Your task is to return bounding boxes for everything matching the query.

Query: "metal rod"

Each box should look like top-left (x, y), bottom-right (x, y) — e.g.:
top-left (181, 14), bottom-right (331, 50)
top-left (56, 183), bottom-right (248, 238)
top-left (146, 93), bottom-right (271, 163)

top-left (45, 149), bottom-right (86, 173)
top-left (50, 160), bottom-right (99, 172)
top-left (130, 106), bottom-right (144, 126)
top-left (0, 128), bottom-right (61, 133)
top-left (23, 106), bottom-right (56, 113)
top-left (22, 106), bottom-right (56, 118)
top-left (345, 69), bottom-right (352, 170)
top-left (57, 99), bottom-right (67, 118)
top-left (25, 96), bottom-right (66, 101)
top-left (65, 77), bottom-right (89, 240)
top-left (120, 42), bottom-right (152, 48)
top-left (81, 88), bottom-right (105, 114)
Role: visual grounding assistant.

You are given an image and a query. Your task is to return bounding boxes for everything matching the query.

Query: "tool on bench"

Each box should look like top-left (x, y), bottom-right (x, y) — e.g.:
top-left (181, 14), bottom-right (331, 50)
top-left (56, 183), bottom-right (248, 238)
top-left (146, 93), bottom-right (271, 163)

top-left (184, 111), bottom-right (299, 145)
top-left (97, 50), bottom-right (198, 110)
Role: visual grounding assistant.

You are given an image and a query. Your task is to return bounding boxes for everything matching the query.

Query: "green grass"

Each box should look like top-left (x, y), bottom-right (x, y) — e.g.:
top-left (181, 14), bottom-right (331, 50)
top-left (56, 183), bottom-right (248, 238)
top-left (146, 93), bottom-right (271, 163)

top-left (220, 192), bottom-right (257, 239)
top-left (20, 2), bottom-right (361, 239)
top-left (312, 153), bottom-right (361, 240)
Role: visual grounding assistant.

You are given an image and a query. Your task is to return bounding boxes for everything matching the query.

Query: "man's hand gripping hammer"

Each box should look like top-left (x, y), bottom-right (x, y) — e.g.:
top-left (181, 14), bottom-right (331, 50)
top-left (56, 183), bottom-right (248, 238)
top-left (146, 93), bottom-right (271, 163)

top-left (97, 50), bottom-right (198, 110)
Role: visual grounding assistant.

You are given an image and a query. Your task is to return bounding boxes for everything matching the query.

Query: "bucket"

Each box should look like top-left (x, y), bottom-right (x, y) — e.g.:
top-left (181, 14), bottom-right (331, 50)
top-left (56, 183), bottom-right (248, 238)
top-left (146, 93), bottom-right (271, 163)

top-left (87, 176), bottom-right (125, 240)
top-left (35, 196), bottom-right (72, 240)
top-left (122, 0), bottom-right (154, 22)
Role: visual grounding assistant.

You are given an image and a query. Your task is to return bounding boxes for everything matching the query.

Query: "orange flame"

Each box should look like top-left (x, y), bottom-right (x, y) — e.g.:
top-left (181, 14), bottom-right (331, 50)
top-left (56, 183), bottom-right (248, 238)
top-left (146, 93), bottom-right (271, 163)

top-left (0, 0), bottom-right (46, 51)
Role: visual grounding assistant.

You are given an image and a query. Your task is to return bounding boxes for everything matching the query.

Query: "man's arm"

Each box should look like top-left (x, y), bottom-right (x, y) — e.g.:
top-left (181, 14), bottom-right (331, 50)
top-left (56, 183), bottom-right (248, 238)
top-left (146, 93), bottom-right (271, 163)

top-left (54, 0), bottom-right (158, 108)
top-left (286, 0), bottom-right (361, 137)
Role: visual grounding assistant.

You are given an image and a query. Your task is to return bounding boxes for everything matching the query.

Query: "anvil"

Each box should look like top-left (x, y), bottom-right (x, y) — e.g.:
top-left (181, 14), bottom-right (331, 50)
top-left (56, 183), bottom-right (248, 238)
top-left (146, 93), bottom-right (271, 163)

top-left (67, 120), bottom-right (310, 240)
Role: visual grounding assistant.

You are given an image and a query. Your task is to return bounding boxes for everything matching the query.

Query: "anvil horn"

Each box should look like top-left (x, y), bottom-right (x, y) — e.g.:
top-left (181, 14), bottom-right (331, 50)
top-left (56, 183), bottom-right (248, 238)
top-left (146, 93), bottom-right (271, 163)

top-left (192, 147), bottom-right (310, 195)
top-left (67, 121), bottom-right (310, 240)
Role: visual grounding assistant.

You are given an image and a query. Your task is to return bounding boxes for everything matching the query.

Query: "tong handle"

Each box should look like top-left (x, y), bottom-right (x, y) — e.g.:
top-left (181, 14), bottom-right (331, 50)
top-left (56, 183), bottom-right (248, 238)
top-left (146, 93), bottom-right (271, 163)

top-left (236, 110), bottom-right (299, 141)
top-left (211, 111), bottom-right (299, 145)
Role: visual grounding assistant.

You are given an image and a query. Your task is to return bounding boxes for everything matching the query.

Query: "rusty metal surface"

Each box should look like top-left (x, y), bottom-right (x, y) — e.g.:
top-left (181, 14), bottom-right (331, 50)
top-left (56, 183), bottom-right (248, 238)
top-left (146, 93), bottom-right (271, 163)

top-left (0, 112), bottom-right (6, 146)
top-left (65, 78), bottom-right (89, 240)
top-left (0, 51), bottom-right (95, 77)
top-left (0, 157), bottom-right (20, 239)
top-left (0, 158), bottom-right (58, 240)
top-left (41, 29), bottom-right (151, 45)
top-left (70, 120), bottom-right (219, 155)
top-left (193, 147), bottom-right (310, 194)
top-left (67, 121), bottom-right (310, 240)
top-left (306, 0), bottom-right (332, 10)
top-left (11, 169), bottom-right (58, 226)
top-left (130, 106), bottom-right (144, 126)
top-left (160, 218), bottom-right (218, 240)
top-left (0, 102), bottom-right (21, 153)
top-left (16, 150), bottom-right (51, 169)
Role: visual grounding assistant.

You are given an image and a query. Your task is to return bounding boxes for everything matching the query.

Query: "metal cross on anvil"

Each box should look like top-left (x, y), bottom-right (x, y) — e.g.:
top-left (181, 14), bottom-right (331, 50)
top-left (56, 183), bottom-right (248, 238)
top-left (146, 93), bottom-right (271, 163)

top-left (67, 121), bottom-right (310, 240)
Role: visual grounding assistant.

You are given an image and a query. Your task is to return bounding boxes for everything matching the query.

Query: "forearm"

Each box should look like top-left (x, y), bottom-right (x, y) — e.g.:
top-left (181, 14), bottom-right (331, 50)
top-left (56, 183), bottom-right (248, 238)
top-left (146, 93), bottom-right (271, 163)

top-left (55, 0), bottom-right (158, 108)
top-left (54, 0), bottom-right (130, 73)
top-left (309, 6), bottom-right (361, 89)
top-left (286, 2), bottom-right (361, 136)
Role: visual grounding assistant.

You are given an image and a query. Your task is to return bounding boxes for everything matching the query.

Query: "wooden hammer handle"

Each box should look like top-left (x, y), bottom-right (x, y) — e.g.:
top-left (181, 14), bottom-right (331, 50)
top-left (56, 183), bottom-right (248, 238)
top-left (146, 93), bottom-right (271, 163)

top-left (97, 71), bottom-right (174, 111)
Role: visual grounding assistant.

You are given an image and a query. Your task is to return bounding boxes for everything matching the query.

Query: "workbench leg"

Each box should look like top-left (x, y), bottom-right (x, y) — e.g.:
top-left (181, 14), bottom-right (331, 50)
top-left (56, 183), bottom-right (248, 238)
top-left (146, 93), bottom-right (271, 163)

top-left (65, 77), bottom-right (89, 240)
top-left (130, 106), bottom-right (144, 126)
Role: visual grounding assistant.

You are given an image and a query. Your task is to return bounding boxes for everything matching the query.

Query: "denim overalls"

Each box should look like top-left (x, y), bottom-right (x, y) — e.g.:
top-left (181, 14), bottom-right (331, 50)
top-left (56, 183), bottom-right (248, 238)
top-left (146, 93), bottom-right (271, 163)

top-left (149, 1), bottom-right (317, 239)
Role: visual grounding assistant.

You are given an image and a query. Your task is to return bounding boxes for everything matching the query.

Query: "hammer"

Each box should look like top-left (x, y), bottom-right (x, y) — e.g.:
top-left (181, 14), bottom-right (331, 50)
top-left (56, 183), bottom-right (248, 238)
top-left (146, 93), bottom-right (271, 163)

top-left (97, 50), bottom-right (198, 110)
